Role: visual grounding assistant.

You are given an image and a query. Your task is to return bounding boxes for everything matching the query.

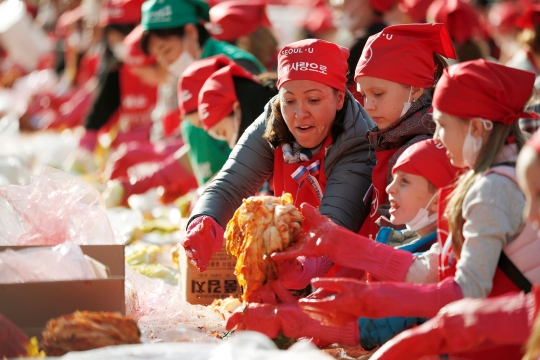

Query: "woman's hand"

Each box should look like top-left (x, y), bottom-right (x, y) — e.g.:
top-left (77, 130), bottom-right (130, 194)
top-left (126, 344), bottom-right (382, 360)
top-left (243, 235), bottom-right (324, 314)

top-left (181, 216), bottom-right (224, 273)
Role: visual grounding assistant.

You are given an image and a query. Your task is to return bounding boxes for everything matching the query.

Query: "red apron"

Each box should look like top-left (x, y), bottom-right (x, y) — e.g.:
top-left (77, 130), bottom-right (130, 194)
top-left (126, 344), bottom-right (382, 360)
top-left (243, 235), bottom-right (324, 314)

top-left (359, 148), bottom-right (398, 239)
top-left (436, 187), bottom-right (523, 360)
top-left (98, 65), bottom-right (158, 148)
top-left (273, 136), bottom-right (332, 208)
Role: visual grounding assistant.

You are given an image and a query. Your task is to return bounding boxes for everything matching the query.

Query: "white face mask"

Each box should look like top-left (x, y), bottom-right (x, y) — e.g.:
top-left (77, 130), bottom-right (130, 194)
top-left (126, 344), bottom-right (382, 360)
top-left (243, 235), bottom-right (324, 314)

top-left (406, 192), bottom-right (438, 232)
top-left (461, 119), bottom-right (493, 168)
top-left (111, 43), bottom-right (126, 61)
top-left (167, 37), bottom-right (195, 78)
top-left (400, 86), bottom-right (413, 118)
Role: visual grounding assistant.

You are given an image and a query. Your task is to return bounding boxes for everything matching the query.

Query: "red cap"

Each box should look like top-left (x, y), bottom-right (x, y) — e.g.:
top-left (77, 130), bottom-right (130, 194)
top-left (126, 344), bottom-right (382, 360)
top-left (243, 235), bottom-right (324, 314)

top-left (100, 0), bottom-right (144, 26)
top-left (370, 0), bottom-right (397, 13)
top-left (124, 25), bottom-right (156, 67)
top-left (301, 4), bottom-right (336, 34)
top-left (433, 59), bottom-right (539, 125)
top-left (393, 139), bottom-right (460, 188)
top-left (526, 130), bottom-right (540, 154)
top-left (198, 64), bottom-right (257, 130)
top-left (398, 0), bottom-right (435, 22)
top-left (207, 0), bottom-right (271, 41)
top-left (516, 4), bottom-right (540, 29)
top-left (427, 0), bottom-right (479, 44)
top-left (177, 55), bottom-right (234, 116)
top-left (277, 39), bottom-right (349, 91)
top-left (355, 23), bottom-right (456, 88)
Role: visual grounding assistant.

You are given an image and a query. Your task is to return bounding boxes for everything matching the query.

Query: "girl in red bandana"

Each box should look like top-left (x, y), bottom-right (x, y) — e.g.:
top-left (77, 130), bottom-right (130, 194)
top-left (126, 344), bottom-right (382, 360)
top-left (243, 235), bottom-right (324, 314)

top-left (354, 23), bottom-right (456, 240)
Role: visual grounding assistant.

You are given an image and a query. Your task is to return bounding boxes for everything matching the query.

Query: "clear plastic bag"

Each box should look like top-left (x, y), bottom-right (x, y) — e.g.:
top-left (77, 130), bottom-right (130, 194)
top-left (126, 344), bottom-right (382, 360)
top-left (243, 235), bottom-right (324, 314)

top-left (124, 266), bottom-right (225, 343)
top-left (0, 166), bottom-right (117, 245)
top-left (0, 241), bottom-right (96, 283)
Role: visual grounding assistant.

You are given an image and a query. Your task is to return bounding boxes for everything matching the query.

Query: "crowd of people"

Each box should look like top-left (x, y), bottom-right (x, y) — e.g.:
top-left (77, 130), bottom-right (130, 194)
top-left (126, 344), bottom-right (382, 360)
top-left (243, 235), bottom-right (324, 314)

top-left (1, 0), bottom-right (540, 358)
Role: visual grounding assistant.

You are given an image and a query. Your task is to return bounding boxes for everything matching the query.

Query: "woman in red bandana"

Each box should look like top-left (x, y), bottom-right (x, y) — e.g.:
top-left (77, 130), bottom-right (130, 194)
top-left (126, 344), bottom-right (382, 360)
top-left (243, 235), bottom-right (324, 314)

top-left (354, 23), bottom-right (456, 240)
top-left (258, 60), bottom-right (538, 360)
top-left (182, 39), bottom-right (375, 284)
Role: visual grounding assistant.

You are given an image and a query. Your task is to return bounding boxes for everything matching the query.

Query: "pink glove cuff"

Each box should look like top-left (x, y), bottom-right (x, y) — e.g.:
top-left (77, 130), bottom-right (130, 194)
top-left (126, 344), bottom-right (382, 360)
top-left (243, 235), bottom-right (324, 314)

top-left (282, 256), bottom-right (334, 290)
top-left (188, 215), bottom-right (224, 253)
top-left (368, 244), bottom-right (415, 282)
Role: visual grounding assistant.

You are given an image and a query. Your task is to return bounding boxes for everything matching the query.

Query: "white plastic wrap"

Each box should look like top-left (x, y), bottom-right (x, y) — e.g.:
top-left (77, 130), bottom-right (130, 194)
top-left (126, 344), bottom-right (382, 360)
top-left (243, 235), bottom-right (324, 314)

top-left (54, 332), bottom-right (334, 360)
top-left (106, 208), bottom-right (144, 244)
top-left (0, 166), bottom-right (117, 245)
top-left (0, 241), bottom-right (96, 283)
top-left (125, 266), bottom-right (225, 343)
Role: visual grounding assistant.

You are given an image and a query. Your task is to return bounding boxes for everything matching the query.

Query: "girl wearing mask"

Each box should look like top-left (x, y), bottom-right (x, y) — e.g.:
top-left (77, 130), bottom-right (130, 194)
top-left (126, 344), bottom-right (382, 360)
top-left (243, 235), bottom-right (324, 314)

top-left (257, 60), bottom-right (538, 360)
top-left (354, 23), bottom-right (456, 240)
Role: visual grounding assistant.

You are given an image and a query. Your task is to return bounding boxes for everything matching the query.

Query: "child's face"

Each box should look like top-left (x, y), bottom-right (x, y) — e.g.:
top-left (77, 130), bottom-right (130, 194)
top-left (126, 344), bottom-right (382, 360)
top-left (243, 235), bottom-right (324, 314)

top-left (433, 109), bottom-right (470, 168)
top-left (148, 35), bottom-right (184, 67)
top-left (386, 170), bottom-right (437, 226)
top-left (356, 76), bottom-right (412, 130)
top-left (517, 146), bottom-right (540, 228)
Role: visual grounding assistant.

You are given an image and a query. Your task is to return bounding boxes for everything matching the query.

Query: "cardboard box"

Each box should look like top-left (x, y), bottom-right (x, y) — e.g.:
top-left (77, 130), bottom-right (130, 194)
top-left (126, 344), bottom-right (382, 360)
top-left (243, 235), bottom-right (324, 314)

top-left (0, 245), bottom-right (125, 338)
top-left (178, 243), bottom-right (238, 305)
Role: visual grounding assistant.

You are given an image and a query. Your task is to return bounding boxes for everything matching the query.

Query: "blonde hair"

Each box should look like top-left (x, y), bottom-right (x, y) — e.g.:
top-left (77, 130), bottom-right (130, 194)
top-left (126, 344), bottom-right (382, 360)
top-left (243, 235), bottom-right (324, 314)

top-left (445, 120), bottom-right (527, 258)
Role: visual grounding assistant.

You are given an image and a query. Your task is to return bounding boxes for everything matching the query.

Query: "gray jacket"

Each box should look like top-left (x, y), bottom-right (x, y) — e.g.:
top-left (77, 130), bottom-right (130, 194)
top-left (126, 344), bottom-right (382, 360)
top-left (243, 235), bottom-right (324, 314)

top-left (189, 93), bottom-right (376, 232)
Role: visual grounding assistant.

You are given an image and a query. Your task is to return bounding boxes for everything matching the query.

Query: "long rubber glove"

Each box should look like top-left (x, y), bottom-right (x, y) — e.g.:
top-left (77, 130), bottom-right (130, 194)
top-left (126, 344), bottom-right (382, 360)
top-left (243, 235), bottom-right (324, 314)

top-left (370, 287), bottom-right (540, 360)
top-left (120, 156), bottom-right (198, 205)
top-left (181, 216), bottom-right (224, 273)
top-left (299, 277), bottom-right (463, 327)
top-left (272, 203), bottom-right (414, 282)
top-left (226, 303), bottom-right (360, 347)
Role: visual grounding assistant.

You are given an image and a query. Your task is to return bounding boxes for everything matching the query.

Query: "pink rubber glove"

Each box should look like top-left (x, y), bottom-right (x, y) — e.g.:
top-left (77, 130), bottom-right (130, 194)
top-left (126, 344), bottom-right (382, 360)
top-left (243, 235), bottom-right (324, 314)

top-left (181, 216), bottom-right (224, 273)
top-left (226, 303), bottom-right (360, 347)
top-left (371, 288), bottom-right (540, 360)
top-left (307, 267), bottom-right (367, 300)
top-left (299, 277), bottom-right (463, 328)
top-left (272, 203), bottom-right (414, 282)
top-left (247, 278), bottom-right (298, 304)
top-left (120, 155), bottom-right (198, 204)
top-left (79, 129), bottom-right (98, 152)
top-left (247, 256), bottom-right (334, 303)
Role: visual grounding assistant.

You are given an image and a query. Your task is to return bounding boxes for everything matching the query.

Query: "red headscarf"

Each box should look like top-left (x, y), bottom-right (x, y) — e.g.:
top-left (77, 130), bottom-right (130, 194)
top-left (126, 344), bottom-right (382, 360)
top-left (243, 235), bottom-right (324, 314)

top-left (207, 0), bottom-right (271, 41)
top-left (100, 0), bottom-right (145, 25)
top-left (198, 64), bottom-right (257, 130)
top-left (433, 59), bottom-right (538, 125)
top-left (516, 4), bottom-right (540, 29)
top-left (177, 55), bottom-right (233, 116)
top-left (277, 39), bottom-right (349, 91)
top-left (124, 25), bottom-right (156, 67)
top-left (426, 0), bottom-right (480, 44)
top-left (393, 139), bottom-right (460, 188)
top-left (488, 1), bottom-right (520, 32)
top-left (355, 23), bottom-right (456, 88)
